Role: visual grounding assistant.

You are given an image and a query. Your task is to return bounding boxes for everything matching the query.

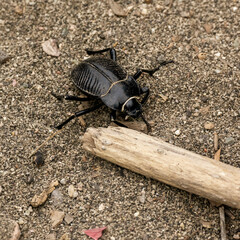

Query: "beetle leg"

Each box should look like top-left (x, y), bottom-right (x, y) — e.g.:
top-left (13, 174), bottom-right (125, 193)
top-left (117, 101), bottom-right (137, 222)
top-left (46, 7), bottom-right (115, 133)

top-left (85, 48), bottom-right (117, 61)
top-left (64, 95), bottom-right (93, 101)
top-left (51, 92), bottom-right (93, 102)
top-left (110, 111), bottom-right (128, 128)
top-left (140, 87), bottom-right (150, 105)
top-left (133, 69), bottom-right (142, 80)
top-left (140, 114), bottom-right (152, 133)
top-left (141, 60), bottom-right (174, 76)
top-left (133, 60), bottom-right (174, 78)
top-left (55, 103), bottom-right (103, 130)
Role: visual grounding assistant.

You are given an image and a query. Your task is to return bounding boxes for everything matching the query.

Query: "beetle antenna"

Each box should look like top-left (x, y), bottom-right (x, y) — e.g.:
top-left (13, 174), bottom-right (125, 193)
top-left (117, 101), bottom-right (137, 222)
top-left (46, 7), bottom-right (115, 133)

top-left (140, 114), bottom-right (151, 132)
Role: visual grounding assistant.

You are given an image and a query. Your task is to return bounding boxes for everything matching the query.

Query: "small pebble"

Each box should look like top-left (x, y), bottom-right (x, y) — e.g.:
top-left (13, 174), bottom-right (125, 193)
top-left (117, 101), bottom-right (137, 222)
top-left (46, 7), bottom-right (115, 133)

top-left (198, 53), bottom-right (207, 60)
top-left (0, 218), bottom-right (21, 240)
top-left (141, 8), bottom-right (148, 15)
top-left (23, 83), bottom-right (29, 88)
top-left (51, 189), bottom-right (63, 205)
top-left (68, 185), bottom-right (78, 198)
top-left (24, 206), bottom-right (33, 216)
top-left (203, 23), bottom-right (212, 33)
top-left (134, 211), bottom-right (140, 217)
top-left (59, 233), bottom-right (71, 240)
top-left (225, 137), bottom-right (235, 145)
top-left (46, 233), bottom-right (56, 240)
top-left (180, 222), bottom-right (185, 229)
top-left (0, 185), bottom-right (2, 194)
top-left (174, 129), bottom-right (181, 136)
top-left (42, 39), bottom-right (61, 57)
top-left (99, 203), bottom-right (105, 211)
top-left (50, 210), bottom-right (65, 227)
top-left (60, 178), bottom-right (67, 185)
top-left (232, 7), bottom-right (238, 12)
top-left (215, 52), bottom-right (221, 57)
top-left (64, 214), bottom-right (74, 224)
top-left (0, 50), bottom-right (10, 64)
top-left (215, 69), bottom-right (221, 74)
top-left (139, 188), bottom-right (146, 203)
top-left (204, 122), bottom-right (215, 130)
top-left (18, 218), bottom-right (25, 225)
top-left (155, 4), bottom-right (163, 12)
top-left (233, 38), bottom-right (239, 49)
top-left (233, 233), bottom-right (240, 239)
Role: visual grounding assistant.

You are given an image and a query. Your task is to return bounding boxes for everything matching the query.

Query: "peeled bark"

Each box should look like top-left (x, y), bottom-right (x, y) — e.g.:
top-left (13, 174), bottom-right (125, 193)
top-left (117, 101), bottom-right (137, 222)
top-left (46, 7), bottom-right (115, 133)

top-left (82, 126), bottom-right (240, 209)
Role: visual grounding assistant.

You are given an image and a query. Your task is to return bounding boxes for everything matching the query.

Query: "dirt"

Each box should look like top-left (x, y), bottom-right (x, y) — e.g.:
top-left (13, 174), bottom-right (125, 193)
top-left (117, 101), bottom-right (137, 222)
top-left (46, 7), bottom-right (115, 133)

top-left (0, 0), bottom-right (239, 239)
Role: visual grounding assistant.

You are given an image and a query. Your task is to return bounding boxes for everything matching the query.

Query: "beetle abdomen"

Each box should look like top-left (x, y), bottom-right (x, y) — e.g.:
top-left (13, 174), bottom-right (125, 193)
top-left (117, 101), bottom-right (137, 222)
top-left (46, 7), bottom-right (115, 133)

top-left (71, 57), bottom-right (127, 97)
top-left (71, 62), bottom-right (109, 97)
top-left (85, 58), bottom-right (127, 82)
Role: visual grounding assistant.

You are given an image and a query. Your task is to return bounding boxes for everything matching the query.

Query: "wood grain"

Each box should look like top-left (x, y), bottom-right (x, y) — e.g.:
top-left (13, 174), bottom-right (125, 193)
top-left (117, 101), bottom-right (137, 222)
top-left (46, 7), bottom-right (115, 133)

top-left (83, 127), bottom-right (240, 209)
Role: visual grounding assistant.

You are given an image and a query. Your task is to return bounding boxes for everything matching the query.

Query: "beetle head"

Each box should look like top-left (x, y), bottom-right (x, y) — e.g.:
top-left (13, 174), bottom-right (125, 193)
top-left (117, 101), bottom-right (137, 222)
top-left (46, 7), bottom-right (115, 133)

top-left (122, 97), bottom-right (142, 118)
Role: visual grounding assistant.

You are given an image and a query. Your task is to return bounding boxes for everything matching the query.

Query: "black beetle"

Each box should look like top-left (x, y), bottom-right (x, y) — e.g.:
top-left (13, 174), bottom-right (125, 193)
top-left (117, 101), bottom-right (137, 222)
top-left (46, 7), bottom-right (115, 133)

top-left (53, 48), bottom-right (173, 131)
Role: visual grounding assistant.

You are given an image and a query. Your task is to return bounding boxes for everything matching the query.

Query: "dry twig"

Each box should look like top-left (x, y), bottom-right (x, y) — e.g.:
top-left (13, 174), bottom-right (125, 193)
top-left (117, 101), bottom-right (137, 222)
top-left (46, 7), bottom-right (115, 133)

top-left (219, 206), bottom-right (228, 240)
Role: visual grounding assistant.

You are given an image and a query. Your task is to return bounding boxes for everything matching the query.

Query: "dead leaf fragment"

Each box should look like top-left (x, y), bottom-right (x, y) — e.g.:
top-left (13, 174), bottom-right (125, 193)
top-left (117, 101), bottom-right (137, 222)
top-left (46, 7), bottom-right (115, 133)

top-left (30, 180), bottom-right (59, 207)
top-left (84, 227), bottom-right (107, 240)
top-left (42, 39), bottom-right (61, 57)
top-left (203, 23), bottom-right (212, 34)
top-left (109, 0), bottom-right (128, 17)
top-left (214, 148), bottom-right (221, 161)
top-left (46, 180), bottom-right (59, 194)
top-left (30, 191), bottom-right (48, 207)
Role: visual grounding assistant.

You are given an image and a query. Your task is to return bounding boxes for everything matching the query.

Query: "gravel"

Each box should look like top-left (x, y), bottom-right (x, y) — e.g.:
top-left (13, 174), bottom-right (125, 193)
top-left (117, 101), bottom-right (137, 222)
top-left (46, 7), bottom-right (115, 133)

top-left (0, 0), bottom-right (239, 239)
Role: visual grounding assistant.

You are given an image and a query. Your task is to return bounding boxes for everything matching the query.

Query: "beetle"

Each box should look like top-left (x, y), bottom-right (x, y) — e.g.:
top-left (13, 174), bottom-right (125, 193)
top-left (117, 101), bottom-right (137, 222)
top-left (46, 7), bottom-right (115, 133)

top-left (53, 48), bottom-right (173, 131)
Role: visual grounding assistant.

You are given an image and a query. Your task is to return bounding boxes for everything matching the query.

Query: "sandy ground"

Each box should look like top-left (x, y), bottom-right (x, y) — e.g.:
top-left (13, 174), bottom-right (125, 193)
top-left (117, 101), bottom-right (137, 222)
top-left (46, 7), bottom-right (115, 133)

top-left (0, 0), bottom-right (239, 239)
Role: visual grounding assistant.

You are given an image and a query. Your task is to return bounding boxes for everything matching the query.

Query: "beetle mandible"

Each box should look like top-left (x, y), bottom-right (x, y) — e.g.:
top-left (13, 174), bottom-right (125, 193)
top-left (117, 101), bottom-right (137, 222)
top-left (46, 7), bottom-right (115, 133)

top-left (53, 48), bottom-right (173, 131)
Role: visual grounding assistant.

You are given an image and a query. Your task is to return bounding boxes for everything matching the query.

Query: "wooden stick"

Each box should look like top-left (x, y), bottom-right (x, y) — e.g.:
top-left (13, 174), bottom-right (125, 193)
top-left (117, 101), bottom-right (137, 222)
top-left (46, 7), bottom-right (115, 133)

top-left (219, 206), bottom-right (228, 240)
top-left (82, 127), bottom-right (240, 209)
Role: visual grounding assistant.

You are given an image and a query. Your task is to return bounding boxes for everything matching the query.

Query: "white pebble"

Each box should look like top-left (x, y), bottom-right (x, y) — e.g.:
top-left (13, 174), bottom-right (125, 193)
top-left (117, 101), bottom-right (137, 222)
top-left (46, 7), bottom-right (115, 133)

top-left (233, 7), bottom-right (237, 12)
top-left (99, 203), bottom-right (105, 211)
top-left (141, 8), bottom-right (148, 15)
top-left (215, 52), bottom-right (221, 57)
top-left (60, 178), bottom-right (66, 185)
top-left (18, 218), bottom-right (25, 225)
top-left (68, 185), bottom-right (78, 198)
top-left (134, 211), bottom-right (140, 217)
top-left (174, 129), bottom-right (181, 136)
